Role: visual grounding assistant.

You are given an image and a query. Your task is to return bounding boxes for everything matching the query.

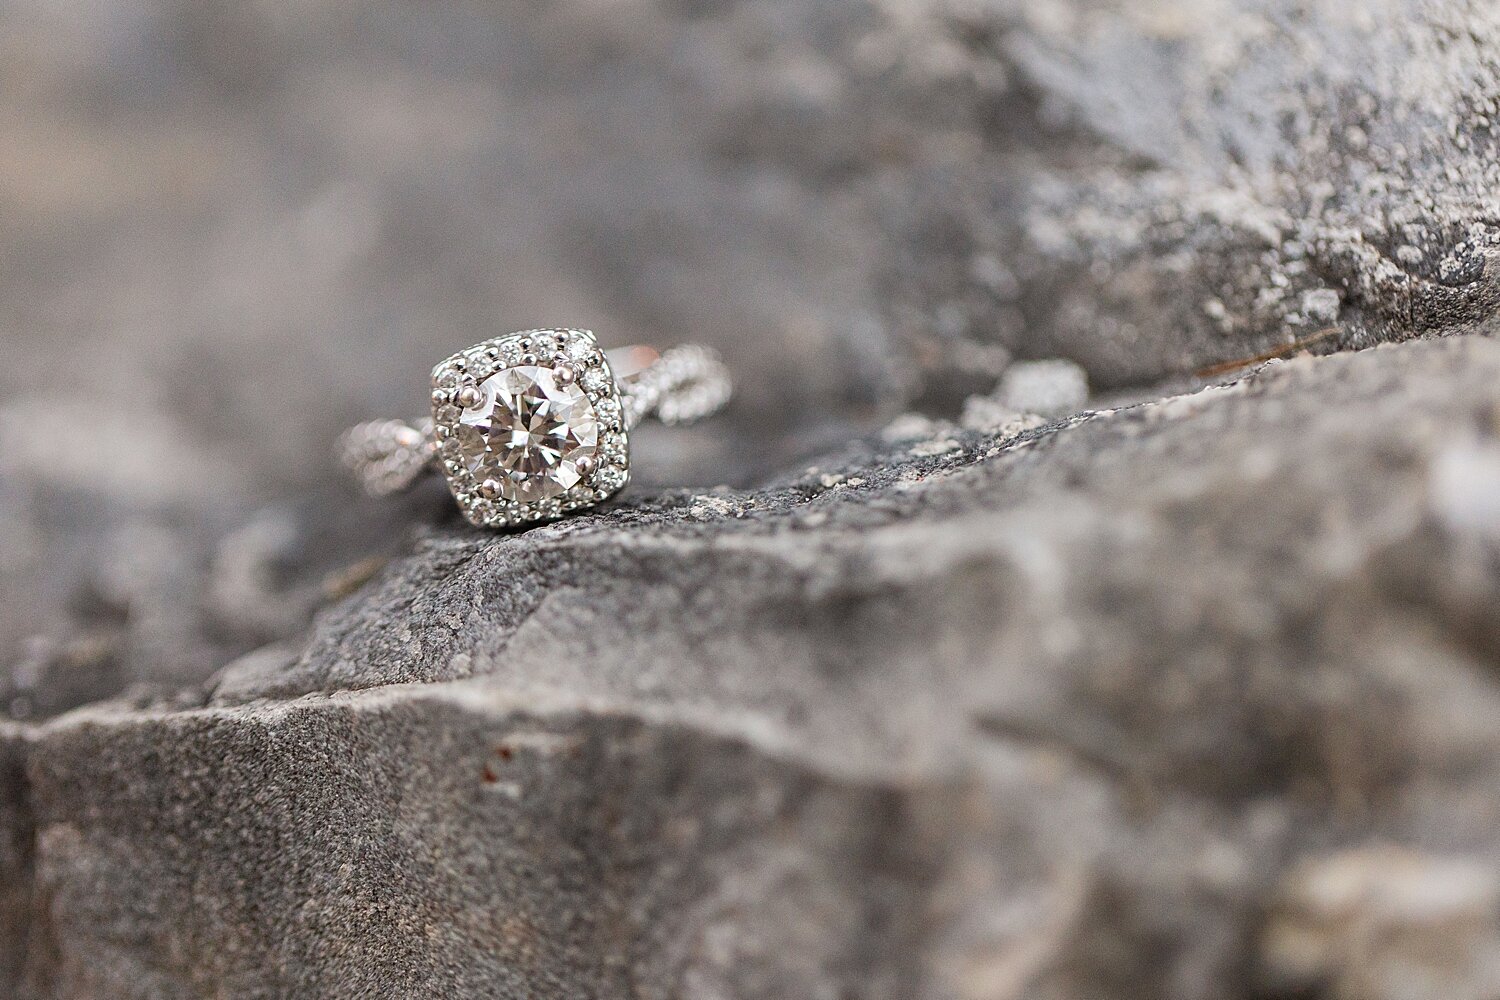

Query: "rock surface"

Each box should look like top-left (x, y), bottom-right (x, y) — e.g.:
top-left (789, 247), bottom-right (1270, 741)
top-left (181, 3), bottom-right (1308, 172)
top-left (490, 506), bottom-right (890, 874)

top-left (3, 335), bottom-right (1499, 998)
top-left (7, 0), bottom-right (1500, 705)
top-left (3, 0), bottom-right (1500, 996)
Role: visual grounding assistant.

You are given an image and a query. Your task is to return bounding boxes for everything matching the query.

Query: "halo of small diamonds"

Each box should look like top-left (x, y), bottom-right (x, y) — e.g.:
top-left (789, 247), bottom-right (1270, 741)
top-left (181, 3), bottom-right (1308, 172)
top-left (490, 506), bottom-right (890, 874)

top-left (430, 329), bottom-right (630, 528)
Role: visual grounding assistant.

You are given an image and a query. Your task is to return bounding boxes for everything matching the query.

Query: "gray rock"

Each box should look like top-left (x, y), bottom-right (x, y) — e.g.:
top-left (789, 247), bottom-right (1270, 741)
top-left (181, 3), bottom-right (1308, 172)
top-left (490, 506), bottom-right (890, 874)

top-left (4, 336), bottom-right (1500, 998)
top-left (3, 0), bottom-right (1500, 995)
top-left (6, 0), bottom-right (1500, 704)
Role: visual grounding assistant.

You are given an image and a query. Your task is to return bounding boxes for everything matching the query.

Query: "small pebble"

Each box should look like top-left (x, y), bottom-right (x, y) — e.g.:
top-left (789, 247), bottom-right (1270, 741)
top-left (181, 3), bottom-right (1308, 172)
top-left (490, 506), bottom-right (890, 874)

top-left (997, 359), bottom-right (1089, 416)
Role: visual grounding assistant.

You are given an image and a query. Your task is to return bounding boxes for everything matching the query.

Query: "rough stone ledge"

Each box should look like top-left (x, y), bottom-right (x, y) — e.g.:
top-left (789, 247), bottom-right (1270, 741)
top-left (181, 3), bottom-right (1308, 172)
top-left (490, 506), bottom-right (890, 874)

top-left (4, 335), bottom-right (1500, 998)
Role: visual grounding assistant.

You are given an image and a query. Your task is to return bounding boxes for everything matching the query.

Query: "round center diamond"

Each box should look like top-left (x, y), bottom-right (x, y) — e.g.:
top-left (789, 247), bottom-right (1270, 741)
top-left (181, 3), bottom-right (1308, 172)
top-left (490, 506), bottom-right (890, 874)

top-left (456, 365), bottom-right (600, 503)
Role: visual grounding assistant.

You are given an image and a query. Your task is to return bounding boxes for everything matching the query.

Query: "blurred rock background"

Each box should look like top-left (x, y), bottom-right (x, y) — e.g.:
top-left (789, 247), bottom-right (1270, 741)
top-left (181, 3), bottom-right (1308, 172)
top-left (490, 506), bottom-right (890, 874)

top-left (2, 0), bottom-right (1499, 997)
top-left (5, 0), bottom-right (1499, 712)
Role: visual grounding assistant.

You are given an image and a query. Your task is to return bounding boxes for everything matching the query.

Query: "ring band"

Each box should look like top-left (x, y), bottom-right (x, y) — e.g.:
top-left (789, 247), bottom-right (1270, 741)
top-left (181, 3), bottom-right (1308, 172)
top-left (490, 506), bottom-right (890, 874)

top-left (340, 329), bottom-right (731, 528)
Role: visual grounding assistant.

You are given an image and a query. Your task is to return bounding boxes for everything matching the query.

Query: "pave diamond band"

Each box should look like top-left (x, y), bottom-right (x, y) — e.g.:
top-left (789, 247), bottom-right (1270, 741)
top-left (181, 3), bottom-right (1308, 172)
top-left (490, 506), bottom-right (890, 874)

top-left (615, 344), bottom-right (734, 428)
top-left (338, 417), bottom-right (436, 498)
top-left (340, 330), bottom-right (731, 528)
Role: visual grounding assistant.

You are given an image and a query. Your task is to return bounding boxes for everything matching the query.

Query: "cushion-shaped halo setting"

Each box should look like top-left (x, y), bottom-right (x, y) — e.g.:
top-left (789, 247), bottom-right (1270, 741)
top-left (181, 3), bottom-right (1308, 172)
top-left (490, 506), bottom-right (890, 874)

top-left (429, 329), bottom-right (630, 528)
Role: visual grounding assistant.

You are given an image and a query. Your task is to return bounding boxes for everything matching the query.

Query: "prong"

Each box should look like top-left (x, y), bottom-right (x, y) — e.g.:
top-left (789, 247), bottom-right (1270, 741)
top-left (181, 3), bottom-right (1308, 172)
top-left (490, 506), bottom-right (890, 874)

top-left (456, 385), bottom-right (483, 409)
top-left (553, 364), bottom-right (576, 386)
top-left (479, 479), bottom-right (502, 500)
top-left (573, 455), bottom-right (596, 478)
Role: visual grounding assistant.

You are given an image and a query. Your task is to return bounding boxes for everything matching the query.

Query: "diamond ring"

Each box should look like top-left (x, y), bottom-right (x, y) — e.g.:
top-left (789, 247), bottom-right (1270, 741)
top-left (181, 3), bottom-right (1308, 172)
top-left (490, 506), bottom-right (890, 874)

top-left (340, 329), bottom-right (731, 528)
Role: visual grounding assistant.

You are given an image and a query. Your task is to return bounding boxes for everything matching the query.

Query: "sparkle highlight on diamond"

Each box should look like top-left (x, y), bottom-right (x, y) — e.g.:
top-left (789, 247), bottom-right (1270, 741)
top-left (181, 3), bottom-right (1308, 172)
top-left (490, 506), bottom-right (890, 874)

top-left (456, 365), bottom-right (600, 503)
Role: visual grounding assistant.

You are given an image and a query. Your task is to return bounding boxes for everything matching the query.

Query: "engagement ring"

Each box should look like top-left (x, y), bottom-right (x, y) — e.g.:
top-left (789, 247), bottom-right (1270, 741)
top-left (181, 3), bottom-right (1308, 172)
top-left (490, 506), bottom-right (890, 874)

top-left (340, 329), bottom-right (731, 528)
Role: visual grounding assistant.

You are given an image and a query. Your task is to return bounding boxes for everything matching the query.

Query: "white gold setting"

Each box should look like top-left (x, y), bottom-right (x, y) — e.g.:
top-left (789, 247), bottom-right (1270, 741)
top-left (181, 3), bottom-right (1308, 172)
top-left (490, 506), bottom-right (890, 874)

top-left (341, 329), bottom-right (730, 529)
top-left (433, 328), bottom-right (627, 527)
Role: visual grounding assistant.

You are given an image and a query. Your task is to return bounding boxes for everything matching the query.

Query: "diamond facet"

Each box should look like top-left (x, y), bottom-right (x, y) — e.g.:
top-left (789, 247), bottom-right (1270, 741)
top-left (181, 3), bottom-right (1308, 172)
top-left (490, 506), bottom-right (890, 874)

top-left (456, 365), bottom-right (600, 503)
